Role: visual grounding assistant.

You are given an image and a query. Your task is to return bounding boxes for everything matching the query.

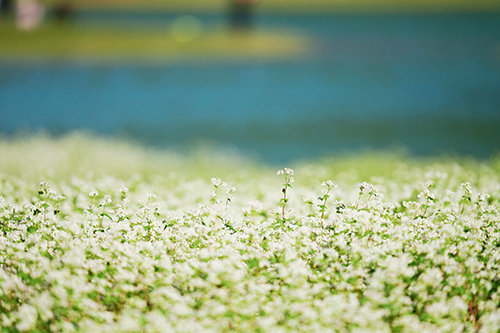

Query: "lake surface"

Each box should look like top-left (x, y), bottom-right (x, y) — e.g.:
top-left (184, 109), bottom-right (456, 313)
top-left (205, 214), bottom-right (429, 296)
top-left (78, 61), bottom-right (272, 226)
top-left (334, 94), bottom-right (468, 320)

top-left (1, 12), bottom-right (500, 162)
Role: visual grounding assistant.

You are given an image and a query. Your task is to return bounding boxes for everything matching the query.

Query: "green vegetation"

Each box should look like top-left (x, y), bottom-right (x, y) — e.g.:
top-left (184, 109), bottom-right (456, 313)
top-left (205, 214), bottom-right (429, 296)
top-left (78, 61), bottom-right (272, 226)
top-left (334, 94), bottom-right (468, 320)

top-left (43, 0), bottom-right (500, 13)
top-left (1, 133), bottom-right (500, 332)
top-left (0, 21), bottom-right (310, 63)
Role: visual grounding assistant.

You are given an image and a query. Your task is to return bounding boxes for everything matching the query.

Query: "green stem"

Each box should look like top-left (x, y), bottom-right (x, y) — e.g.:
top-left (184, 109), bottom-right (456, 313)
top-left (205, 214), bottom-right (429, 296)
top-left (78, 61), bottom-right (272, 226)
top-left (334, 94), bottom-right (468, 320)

top-left (355, 193), bottom-right (362, 210)
top-left (321, 197), bottom-right (328, 220)
top-left (282, 189), bottom-right (287, 220)
top-left (99, 204), bottom-right (105, 228)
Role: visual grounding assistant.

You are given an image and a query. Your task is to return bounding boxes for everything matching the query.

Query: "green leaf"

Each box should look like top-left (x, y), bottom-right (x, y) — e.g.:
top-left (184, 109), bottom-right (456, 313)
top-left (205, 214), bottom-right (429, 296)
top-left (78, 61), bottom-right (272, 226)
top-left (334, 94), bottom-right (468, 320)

top-left (247, 258), bottom-right (259, 269)
top-left (27, 225), bottom-right (38, 234)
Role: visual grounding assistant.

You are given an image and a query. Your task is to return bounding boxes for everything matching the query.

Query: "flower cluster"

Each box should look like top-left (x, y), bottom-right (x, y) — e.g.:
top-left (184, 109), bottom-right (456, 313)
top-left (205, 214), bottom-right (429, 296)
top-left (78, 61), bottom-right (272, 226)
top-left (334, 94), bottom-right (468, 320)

top-left (0, 138), bottom-right (499, 332)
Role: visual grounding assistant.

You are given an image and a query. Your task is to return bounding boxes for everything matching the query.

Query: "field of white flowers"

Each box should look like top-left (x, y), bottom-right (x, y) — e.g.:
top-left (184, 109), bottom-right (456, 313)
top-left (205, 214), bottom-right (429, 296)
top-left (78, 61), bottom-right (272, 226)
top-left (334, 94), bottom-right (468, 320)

top-left (1, 133), bottom-right (499, 333)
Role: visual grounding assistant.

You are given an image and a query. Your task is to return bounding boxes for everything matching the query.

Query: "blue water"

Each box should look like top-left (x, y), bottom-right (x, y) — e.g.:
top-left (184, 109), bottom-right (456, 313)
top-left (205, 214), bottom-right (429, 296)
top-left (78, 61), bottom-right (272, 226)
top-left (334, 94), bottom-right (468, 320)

top-left (1, 12), bottom-right (500, 161)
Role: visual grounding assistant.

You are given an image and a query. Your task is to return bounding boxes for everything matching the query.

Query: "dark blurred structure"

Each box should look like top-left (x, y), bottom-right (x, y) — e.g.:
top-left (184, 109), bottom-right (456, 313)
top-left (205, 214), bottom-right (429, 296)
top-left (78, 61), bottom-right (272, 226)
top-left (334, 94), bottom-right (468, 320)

top-left (52, 1), bottom-right (73, 24)
top-left (228, 0), bottom-right (258, 31)
top-left (0, 0), bottom-right (13, 15)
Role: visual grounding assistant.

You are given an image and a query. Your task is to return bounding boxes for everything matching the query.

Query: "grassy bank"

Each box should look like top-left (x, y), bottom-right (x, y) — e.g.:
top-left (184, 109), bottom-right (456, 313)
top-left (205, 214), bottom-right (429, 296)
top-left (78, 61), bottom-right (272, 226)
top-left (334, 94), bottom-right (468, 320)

top-left (41, 0), bottom-right (500, 14)
top-left (0, 21), bottom-right (310, 63)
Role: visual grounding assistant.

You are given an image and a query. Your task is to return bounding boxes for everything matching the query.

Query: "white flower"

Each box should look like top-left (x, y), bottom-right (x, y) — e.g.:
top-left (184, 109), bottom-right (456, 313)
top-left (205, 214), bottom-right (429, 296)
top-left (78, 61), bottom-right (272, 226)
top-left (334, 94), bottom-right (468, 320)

top-left (322, 180), bottom-right (337, 189)
top-left (225, 186), bottom-right (236, 194)
top-left (460, 182), bottom-right (472, 194)
top-left (357, 182), bottom-right (369, 192)
top-left (277, 168), bottom-right (294, 176)
top-left (249, 200), bottom-right (263, 211)
top-left (268, 208), bottom-right (279, 215)
top-left (101, 195), bottom-right (112, 205)
top-left (211, 178), bottom-right (222, 187)
top-left (16, 304), bottom-right (37, 332)
top-left (303, 196), bottom-right (315, 204)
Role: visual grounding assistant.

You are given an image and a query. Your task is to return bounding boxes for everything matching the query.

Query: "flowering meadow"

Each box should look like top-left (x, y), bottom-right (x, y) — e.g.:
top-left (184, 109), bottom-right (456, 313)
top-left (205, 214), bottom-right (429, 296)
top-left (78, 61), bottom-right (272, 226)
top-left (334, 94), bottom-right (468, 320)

top-left (1, 134), bottom-right (500, 332)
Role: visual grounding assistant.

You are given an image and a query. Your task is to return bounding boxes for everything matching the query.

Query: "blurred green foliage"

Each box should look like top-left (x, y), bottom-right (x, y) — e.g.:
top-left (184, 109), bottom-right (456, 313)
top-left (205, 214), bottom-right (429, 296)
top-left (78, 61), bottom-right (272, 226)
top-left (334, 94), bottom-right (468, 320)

top-left (39, 0), bottom-right (500, 13)
top-left (0, 132), bottom-right (497, 184)
top-left (0, 20), bottom-right (309, 62)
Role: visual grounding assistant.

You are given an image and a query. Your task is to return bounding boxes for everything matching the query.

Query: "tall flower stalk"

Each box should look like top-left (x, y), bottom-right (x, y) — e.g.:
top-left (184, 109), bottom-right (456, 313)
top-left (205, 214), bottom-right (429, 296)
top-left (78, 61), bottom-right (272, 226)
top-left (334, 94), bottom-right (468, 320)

top-left (319, 180), bottom-right (337, 219)
top-left (277, 168), bottom-right (294, 220)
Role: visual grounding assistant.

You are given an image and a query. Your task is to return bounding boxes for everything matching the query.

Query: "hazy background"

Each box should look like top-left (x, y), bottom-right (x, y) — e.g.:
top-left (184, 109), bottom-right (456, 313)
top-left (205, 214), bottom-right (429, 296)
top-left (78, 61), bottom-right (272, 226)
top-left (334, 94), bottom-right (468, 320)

top-left (1, 0), bottom-right (500, 162)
